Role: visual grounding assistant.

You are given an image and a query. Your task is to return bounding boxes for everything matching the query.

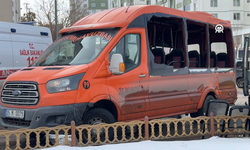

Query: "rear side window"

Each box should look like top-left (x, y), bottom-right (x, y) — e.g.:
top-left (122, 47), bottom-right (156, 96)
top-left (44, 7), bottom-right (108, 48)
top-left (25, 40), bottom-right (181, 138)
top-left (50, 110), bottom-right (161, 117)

top-left (209, 26), bottom-right (234, 68)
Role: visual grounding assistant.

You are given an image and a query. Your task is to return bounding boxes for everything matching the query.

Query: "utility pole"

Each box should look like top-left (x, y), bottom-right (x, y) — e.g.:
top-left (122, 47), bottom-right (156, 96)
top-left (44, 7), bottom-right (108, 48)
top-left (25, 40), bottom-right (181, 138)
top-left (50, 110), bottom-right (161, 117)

top-left (23, 3), bottom-right (30, 14)
top-left (55, 0), bottom-right (58, 39)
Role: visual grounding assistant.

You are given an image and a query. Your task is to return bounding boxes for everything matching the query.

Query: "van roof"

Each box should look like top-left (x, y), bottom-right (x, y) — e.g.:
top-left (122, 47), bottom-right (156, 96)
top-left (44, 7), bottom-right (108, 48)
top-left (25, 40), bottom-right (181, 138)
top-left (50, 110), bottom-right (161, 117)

top-left (59, 5), bottom-right (231, 34)
top-left (0, 21), bottom-right (51, 36)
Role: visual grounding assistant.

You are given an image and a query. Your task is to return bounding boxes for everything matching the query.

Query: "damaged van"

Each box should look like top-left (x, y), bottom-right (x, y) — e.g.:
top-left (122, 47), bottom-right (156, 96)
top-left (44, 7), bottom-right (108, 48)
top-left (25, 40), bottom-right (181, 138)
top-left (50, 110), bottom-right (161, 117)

top-left (0, 5), bottom-right (236, 130)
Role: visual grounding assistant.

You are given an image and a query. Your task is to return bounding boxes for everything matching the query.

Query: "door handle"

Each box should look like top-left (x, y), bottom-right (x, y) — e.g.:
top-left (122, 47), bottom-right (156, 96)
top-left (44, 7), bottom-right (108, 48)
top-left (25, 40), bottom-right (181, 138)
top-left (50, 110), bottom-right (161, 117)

top-left (139, 74), bottom-right (146, 78)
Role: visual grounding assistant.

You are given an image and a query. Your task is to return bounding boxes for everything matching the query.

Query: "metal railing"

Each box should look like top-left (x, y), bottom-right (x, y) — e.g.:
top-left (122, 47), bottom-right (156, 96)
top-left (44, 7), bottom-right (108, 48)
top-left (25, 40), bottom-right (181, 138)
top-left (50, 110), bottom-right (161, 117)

top-left (0, 113), bottom-right (249, 150)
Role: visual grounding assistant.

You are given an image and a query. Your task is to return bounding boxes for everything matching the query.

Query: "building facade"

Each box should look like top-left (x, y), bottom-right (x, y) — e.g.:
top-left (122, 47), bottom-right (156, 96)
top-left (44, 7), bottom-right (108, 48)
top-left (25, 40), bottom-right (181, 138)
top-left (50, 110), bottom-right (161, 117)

top-left (0, 0), bottom-right (20, 23)
top-left (151, 0), bottom-right (175, 8)
top-left (176, 0), bottom-right (250, 49)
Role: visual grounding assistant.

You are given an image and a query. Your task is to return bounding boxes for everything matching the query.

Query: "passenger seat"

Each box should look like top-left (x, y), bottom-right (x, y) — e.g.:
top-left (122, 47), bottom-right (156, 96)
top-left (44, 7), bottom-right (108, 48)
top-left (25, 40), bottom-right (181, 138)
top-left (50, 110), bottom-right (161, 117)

top-left (210, 51), bottom-right (217, 67)
top-left (165, 54), bottom-right (171, 65)
top-left (152, 48), bottom-right (165, 64)
top-left (169, 48), bottom-right (184, 68)
top-left (217, 53), bottom-right (228, 67)
top-left (188, 50), bottom-right (200, 67)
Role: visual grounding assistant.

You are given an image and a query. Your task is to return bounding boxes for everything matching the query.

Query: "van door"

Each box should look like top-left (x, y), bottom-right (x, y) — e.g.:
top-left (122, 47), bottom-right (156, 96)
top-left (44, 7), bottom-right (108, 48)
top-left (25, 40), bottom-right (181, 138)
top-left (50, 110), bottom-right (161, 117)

top-left (106, 29), bottom-right (148, 121)
top-left (147, 66), bottom-right (189, 118)
top-left (243, 36), bottom-right (250, 96)
top-left (11, 35), bottom-right (50, 69)
top-left (0, 32), bottom-right (14, 88)
top-left (146, 16), bottom-right (189, 118)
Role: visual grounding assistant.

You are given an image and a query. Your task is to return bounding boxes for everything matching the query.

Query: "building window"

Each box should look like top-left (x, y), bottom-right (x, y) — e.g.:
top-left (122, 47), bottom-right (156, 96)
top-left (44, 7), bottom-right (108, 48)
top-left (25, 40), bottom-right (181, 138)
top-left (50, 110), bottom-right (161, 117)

top-left (101, 3), bottom-right (105, 7)
top-left (211, 13), bottom-right (218, 18)
top-left (84, 4), bottom-right (87, 7)
top-left (233, 0), bottom-right (240, 6)
top-left (91, 3), bottom-right (96, 7)
top-left (211, 0), bottom-right (217, 7)
top-left (194, 3), bottom-right (198, 11)
top-left (184, 4), bottom-right (190, 11)
top-left (140, 0), bottom-right (145, 1)
top-left (234, 13), bottom-right (240, 20)
top-left (92, 9), bottom-right (96, 13)
top-left (247, 14), bottom-right (250, 17)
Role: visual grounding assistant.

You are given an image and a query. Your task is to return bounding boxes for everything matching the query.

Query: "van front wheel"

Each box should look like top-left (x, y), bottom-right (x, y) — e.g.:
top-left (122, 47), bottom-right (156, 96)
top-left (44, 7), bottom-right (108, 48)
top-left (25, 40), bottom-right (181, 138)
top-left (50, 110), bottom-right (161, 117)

top-left (80, 108), bottom-right (116, 142)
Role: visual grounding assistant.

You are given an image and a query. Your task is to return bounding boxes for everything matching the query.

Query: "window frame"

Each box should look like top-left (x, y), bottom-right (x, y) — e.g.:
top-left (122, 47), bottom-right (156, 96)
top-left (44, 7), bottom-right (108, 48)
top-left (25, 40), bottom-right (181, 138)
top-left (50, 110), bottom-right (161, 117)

top-left (211, 13), bottom-right (218, 18)
top-left (233, 13), bottom-right (240, 20)
top-left (210, 0), bottom-right (218, 7)
top-left (109, 33), bottom-right (141, 73)
top-left (194, 3), bottom-right (198, 11)
top-left (233, 0), bottom-right (240, 6)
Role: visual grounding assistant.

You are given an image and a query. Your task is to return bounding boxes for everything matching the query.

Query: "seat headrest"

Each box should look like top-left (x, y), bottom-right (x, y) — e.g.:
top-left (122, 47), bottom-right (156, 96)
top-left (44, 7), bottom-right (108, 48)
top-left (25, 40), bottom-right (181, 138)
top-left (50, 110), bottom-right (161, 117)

top-left (152, 48), bottom-right (165, 64)
top-left (188, 50), bottom-right (199, 57)
top-left (217, 53), bottom-right (227, 60)
top-left (170, 48), bottom-right (184, 57)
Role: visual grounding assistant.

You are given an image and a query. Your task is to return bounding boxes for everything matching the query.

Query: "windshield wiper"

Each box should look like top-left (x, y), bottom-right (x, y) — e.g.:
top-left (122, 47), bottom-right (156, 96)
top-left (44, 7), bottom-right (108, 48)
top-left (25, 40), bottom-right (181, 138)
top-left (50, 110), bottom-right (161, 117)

top-left (41, 63), bottom-right (70, 66)
top-left (53, 63), bottom-right (70, 66)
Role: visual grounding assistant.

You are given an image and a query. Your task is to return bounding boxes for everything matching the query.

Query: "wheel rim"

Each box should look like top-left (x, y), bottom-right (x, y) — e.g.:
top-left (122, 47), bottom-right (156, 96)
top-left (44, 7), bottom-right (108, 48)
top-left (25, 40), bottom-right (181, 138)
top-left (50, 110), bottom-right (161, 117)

top-left (87, 117), bottom-right (105, 125)
top-left (84, 117), bottom-right (106, 141)
top-left (237, 78), bottom-right (243, 88)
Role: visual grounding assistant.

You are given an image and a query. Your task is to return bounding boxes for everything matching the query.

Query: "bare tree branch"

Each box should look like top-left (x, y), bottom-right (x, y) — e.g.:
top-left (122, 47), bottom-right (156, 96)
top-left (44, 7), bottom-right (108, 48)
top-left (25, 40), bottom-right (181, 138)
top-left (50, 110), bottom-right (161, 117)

top-left (21, 0), bottom-right (89, 41)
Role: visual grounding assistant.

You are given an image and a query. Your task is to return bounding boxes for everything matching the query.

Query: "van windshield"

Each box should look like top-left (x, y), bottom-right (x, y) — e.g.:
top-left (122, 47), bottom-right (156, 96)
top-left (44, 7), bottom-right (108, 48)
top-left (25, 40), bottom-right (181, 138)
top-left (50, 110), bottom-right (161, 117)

top-left (31, 28), bottom-right (119, 66)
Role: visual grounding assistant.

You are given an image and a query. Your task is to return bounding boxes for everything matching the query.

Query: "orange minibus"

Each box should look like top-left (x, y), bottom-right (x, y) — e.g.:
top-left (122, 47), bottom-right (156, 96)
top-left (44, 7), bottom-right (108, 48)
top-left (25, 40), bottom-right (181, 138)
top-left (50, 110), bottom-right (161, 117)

top-left (0, 5), bottom-right (236, 130)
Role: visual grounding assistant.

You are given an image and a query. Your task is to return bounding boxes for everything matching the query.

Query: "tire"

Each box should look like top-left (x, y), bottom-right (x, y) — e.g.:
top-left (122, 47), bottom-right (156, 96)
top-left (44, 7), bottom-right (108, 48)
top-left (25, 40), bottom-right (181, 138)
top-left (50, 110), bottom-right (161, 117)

top-left (190, 95), bottom-right (215, 117)
top-left (236, 77), bottom-right (243, 88)
top-left (80, 108), bottom-right (116, 143)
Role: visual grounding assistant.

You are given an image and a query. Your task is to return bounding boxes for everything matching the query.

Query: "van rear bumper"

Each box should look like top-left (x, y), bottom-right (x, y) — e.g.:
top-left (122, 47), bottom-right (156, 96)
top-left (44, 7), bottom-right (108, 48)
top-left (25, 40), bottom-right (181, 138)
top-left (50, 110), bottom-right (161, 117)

top-left (0, 103), bottom-right (89, 129)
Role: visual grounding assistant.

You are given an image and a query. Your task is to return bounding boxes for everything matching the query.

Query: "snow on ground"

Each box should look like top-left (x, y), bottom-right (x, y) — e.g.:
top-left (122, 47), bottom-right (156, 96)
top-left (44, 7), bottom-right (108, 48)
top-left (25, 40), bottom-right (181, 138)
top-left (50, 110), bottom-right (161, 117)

top-left (42, 136), bottom-right (250, 150)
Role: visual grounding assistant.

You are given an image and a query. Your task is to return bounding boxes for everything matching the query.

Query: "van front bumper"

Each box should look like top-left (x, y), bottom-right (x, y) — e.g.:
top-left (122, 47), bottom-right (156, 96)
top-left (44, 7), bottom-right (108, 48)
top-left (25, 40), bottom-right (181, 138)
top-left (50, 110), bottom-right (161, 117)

top-left (0, 103), bottom-right (89, 129)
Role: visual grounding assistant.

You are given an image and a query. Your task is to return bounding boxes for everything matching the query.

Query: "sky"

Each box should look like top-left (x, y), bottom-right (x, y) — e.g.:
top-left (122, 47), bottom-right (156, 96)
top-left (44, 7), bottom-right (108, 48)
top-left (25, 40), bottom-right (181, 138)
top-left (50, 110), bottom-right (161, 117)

top-left (20, 0), bottom-right (34, 15)
top-left (20, 0), bottom-right (69, 15)
top-left (41, 136), bottom-right (250, 150)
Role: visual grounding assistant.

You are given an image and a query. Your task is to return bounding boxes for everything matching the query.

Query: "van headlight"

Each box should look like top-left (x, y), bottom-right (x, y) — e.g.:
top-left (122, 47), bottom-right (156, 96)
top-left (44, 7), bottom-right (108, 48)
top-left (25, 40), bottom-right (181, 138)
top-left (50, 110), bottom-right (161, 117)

top-left (46, 73), bottom-right (85, 93)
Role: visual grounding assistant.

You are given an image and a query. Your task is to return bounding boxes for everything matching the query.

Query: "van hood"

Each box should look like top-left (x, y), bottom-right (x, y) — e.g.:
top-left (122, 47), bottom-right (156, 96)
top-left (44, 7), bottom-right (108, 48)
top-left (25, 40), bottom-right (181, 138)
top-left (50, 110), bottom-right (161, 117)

top-left (6, 65), bottom-right (89, 84)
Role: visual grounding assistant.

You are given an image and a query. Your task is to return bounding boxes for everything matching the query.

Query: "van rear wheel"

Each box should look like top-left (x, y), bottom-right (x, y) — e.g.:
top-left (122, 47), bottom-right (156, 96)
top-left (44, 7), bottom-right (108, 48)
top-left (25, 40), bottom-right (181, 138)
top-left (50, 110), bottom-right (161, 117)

top-left (190, 95), bottom-right (215, 117)
top-left (80, 108), bottom-right (116, 143)
top-left (236, 77), bottom-right (243, 88)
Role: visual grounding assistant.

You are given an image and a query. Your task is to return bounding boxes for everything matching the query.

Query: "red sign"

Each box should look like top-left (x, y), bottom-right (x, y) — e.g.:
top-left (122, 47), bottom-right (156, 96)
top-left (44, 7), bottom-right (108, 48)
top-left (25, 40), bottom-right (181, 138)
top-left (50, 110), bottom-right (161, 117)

top-left (29, 43), bottom-right (35, 49)
top-left (0, 69), bottom-right (18, 79)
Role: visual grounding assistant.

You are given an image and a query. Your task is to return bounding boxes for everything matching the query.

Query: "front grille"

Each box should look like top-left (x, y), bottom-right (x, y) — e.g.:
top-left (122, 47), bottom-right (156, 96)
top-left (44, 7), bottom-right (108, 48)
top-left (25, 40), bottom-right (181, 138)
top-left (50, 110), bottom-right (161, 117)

top-left (1, 82), bottom-right (39, 105)
top-left (3, 118), bottom-right (31, 127)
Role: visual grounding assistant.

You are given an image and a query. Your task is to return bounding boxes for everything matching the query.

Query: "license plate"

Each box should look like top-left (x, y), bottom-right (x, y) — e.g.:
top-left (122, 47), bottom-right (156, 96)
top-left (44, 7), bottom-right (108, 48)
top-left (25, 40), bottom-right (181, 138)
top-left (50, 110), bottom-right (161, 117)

top-left (5, 109), bottom-right (25, 119)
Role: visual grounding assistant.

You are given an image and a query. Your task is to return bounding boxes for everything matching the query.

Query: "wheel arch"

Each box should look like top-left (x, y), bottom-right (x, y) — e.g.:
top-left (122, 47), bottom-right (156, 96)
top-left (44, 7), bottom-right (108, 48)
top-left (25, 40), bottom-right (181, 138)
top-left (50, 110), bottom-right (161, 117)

top-left (87, 99), bottom-right (119, 121)
top-left (197, 88), bottom-right (217, 110)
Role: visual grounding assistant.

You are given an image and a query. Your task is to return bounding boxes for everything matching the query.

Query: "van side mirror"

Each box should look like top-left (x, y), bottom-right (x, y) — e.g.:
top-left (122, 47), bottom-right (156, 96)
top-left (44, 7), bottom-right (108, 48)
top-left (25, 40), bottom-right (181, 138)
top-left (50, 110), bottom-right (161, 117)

top-left (109, 54), bottom-right (125, 75)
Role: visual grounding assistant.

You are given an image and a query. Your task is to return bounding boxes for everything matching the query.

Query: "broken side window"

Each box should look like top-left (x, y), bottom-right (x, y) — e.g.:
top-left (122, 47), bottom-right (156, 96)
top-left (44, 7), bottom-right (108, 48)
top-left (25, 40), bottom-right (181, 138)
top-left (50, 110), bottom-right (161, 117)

top-left (147, 15), bottom-right (188, 76)
top-left (187, 20), bottom-right (207, 69)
